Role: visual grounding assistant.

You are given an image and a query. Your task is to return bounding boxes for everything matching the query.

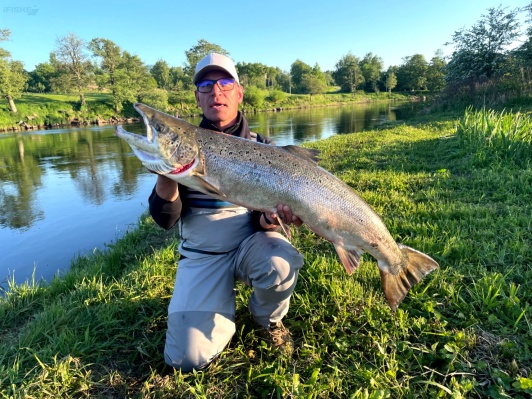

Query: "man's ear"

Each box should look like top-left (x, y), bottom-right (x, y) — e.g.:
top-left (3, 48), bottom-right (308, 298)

top-left (238, 85), bottom-right (244, 103)
top-left (194, 91), bottom-right (200, 106)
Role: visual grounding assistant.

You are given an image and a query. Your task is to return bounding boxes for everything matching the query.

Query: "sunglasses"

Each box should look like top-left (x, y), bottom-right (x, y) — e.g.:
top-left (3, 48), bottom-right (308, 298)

top-left (196, 78), bottom-right (236, 93)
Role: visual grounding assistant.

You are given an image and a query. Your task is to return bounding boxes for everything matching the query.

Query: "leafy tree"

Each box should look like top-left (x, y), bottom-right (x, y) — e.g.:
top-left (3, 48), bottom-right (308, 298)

top-left (290, 59), bottom-right (313, 94)
top-left (0, 29), bottom-right (28, 113)
top-left (446, 5), bottom-right (520, 83)
top-left (426, 50), bottom-right (447, 91)
top-left (121, 52), bottom-right (158, 104)
top-left (236, 62), bottom-right (267, 88)
top-left (168, 66), bottom-right (186, 89)
top-left (384, 68), bottom-right (397, 94)
top-left (332, 52), bottom-right (364, 93)
top-left (89, 38), bottom-right (125, 111)
top-left (0, 59), bottom-right (27, 113)
top-left (27, 62), bottom-right (56, 93)
top-left (0, 29), bottom-right (9, 58)
top-left (184, 39), bottom-right (228, 85)
top-left (53, 33), bottom-right (92, 106)
top-left (300, 73), bottom-right (327, 100)
top-left (276, 70), bottom-right (291, 93)
top-left (166, 66), bottom-right (190, 111)
top-left (396, 54), bottom-right (428, 91)
top-left (299, 64), bottom-right (327, 99)
top-left (265, 66), bottom-right (282, 88)
top-left (150, 59), bottom-right (170, 89)
top-left (513, 3), bottom-right (532, 90)
top-left (360, 52), bottom-right (383, 92)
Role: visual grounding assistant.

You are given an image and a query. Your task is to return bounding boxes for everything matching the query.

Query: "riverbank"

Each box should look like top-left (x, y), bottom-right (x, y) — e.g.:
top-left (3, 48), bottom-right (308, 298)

top-left (0, 91), bottom-right (415, 133)
top-left (1, 110), bottom-right (530, 398)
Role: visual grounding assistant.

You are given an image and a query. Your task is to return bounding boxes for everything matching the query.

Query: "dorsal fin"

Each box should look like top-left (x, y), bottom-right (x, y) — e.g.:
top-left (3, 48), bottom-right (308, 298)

top-left (280, 145), bottom-right (320, 164)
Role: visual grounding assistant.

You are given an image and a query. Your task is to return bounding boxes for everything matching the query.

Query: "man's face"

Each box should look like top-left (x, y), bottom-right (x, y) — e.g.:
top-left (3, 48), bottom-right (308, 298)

top-left (195, 70), bottom-right (244, 130)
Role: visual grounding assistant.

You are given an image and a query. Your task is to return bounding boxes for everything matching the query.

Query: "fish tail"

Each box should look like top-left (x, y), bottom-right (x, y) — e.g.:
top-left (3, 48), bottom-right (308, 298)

top-left (380, 245), bottom-right (439, 311)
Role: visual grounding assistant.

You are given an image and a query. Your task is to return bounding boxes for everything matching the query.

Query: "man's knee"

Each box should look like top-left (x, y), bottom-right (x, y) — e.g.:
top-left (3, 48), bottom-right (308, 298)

top-left (164, 311), bottom-right (235, 372)
top-left (240, 232), bottom-right (304, 287)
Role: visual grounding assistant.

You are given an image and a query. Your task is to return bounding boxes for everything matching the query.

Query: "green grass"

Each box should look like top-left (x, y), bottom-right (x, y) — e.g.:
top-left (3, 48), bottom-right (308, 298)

top-left (0, 93), bottom-right (125, 128)
top-left (456, 106), bottom-right (532, 167)
top-left (1, 110), bottom-right (531, 398)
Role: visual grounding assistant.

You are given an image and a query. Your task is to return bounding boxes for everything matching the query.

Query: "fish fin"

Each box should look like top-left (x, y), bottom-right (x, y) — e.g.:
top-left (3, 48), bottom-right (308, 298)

top-left (334, 244), bottom-right (362, 275)
top-left (379, 245), bottom-right (439, 311)
top-left (190, 172), bottom-right (226, 198)
top-left (280, 145), bottom-right (320, 163)
top-left (276, 217), bottom-right (292, 240)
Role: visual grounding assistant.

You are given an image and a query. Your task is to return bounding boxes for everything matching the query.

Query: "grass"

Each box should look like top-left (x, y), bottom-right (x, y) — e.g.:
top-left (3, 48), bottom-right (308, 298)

top-left (1, 109), bottom-right (531, 398)
top-left (0, 93), bottom-right (128, 128)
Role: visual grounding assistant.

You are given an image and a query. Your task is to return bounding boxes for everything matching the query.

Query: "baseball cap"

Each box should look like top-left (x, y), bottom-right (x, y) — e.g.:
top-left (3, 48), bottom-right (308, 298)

top-left (193, 53), bottom-right (240, 85)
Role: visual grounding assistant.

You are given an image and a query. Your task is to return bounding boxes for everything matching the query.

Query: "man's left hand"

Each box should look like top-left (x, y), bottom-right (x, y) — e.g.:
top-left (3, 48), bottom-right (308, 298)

top-left (270, 204), bottom-right (303, 227)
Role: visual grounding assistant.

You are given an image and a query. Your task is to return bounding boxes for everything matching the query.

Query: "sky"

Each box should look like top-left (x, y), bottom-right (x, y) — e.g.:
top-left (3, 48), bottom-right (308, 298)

top-left (0, 0), bottom-right (530, 73)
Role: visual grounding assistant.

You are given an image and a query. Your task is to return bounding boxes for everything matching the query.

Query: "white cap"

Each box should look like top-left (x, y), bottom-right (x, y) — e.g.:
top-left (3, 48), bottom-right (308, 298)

top-left (193, 53), bottom-right (239, 84)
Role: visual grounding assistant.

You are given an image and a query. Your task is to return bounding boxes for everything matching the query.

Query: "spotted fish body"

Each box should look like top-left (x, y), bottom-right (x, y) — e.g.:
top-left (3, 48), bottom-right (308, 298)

top-left (116, 103), bottom-right (439, 310)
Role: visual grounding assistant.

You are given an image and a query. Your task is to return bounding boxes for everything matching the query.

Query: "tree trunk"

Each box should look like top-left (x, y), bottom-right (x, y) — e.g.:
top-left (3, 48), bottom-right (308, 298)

top-left (80, 93), bottom-right (86, 106)
top-left (7, 96), bottom-right (17, 113)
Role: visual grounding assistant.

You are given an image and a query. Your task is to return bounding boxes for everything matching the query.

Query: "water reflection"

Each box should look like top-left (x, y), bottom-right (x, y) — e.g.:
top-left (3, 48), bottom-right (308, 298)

top-left (0, 102), bottom-right (411, 286)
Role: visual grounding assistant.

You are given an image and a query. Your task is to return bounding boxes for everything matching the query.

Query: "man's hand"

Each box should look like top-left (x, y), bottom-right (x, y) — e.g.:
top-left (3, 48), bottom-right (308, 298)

top-left (155, 175), bottom-right (179, 202)
top-left (269, 204), bottom-right (303, 227)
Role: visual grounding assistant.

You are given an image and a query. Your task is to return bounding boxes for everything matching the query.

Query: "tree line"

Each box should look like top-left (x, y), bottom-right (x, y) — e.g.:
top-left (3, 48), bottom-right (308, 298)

top-left (1, 4), bottom-right (531, 114)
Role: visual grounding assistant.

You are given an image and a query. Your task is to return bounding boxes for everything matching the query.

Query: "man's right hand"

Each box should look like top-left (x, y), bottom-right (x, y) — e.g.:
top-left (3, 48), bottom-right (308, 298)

top-left (155, 175), bottom-right (179, 202)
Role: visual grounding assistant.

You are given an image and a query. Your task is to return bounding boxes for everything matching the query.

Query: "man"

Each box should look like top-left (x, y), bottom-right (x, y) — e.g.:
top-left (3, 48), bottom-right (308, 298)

top-left (148, 53), bottom-right (305, 372)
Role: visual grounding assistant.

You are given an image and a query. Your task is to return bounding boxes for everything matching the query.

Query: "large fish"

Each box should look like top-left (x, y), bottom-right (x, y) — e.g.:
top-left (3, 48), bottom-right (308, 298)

top-left (116, 103), bottom-right (439, 310)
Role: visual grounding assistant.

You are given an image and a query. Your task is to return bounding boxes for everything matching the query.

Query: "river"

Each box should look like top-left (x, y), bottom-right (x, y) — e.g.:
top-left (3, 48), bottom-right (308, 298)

top-left (0, 102), bottom-right (416, 286)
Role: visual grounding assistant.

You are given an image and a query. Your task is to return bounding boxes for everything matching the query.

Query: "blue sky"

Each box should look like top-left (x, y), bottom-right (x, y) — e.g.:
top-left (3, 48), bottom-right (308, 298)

top-left (0, 0), bottom-right (529, 72)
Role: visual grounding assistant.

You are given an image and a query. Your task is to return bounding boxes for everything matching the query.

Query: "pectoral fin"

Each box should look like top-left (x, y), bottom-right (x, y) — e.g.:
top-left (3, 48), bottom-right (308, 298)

top-left (334, 244), bottom-right (362, 275)
top-left (191, 172), bottom-right (226, 198)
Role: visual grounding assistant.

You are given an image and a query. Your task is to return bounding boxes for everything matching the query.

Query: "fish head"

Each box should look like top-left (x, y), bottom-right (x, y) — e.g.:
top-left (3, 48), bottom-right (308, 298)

top-left (115, 103), bottom-right (200, 175)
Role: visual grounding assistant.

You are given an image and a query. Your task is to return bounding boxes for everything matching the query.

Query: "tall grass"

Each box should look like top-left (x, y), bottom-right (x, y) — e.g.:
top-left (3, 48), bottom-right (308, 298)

top-left (456, 107), bottom-right (532, 167)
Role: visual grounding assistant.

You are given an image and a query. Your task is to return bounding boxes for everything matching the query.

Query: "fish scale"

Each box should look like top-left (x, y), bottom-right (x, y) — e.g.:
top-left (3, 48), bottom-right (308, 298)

top-left (115, 103), bottom-right (439, 310)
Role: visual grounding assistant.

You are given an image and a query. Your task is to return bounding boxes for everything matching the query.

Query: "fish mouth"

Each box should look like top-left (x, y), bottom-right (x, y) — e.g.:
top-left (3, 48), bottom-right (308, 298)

top-left (115, 104), bottom-right (199, 176)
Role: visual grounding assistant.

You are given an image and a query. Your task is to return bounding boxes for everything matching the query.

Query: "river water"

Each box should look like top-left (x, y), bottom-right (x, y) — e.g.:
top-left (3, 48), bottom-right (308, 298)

top-left (0, 102), bottom-right (415, 286)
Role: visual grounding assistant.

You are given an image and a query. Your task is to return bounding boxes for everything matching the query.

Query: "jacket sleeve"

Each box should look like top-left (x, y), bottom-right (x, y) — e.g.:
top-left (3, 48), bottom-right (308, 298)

top-left (148, 185), bottom-right (182, 230)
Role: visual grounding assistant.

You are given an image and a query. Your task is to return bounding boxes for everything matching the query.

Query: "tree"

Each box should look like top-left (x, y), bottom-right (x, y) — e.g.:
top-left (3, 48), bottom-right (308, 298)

top-left (184, 39), bottom-right (229, 85)
top-left (27, 62), bottom-right (56, 93)
top-left (121, 52), bottom-right (160, 108)
top-left (53, 33), bottom-right (92, 106)
top-left (446, 5), bottom-right (520, 84)
top-left (0, 29), bottom-right (28, 112)
top-left (236, 61), bottom-right (267, 88)
top-left (396, 54), bottom-right (428, 91)
top-left (360, 52), bottom-right (383, 92)
top-left (150, 59), bottom-right (170, 89)
top-left (89, 38), bottom-right (130, 112)
top-left (426, 50), bottom-right (447, 91)
top-left (300, 72), bottom-right (327, 100)
top-left (276, 70), bottom-right (291, 93)
top-left (384, 68), bottom-right (397, 94)
top-left (513, 3), bottom-right (532, 91)
top-left (332, 52), bottom-right (364, 93)
top-left (290, 59), bottom-right (313, 94)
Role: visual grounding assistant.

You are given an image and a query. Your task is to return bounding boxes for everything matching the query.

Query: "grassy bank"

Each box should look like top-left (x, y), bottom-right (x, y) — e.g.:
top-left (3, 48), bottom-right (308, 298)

top-left (1, 109), bottom-right (531, 398)
top-left (0, 91), bottom-right (412, 132)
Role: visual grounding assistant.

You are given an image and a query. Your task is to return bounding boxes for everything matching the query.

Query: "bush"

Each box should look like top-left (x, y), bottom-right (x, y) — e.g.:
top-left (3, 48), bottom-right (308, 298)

top-left (266, 89), bottom-right (287, 104)
top-left (138, 89), bottom-right (169, 112)
top-left (243, 85), bottom-right (267, 108)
